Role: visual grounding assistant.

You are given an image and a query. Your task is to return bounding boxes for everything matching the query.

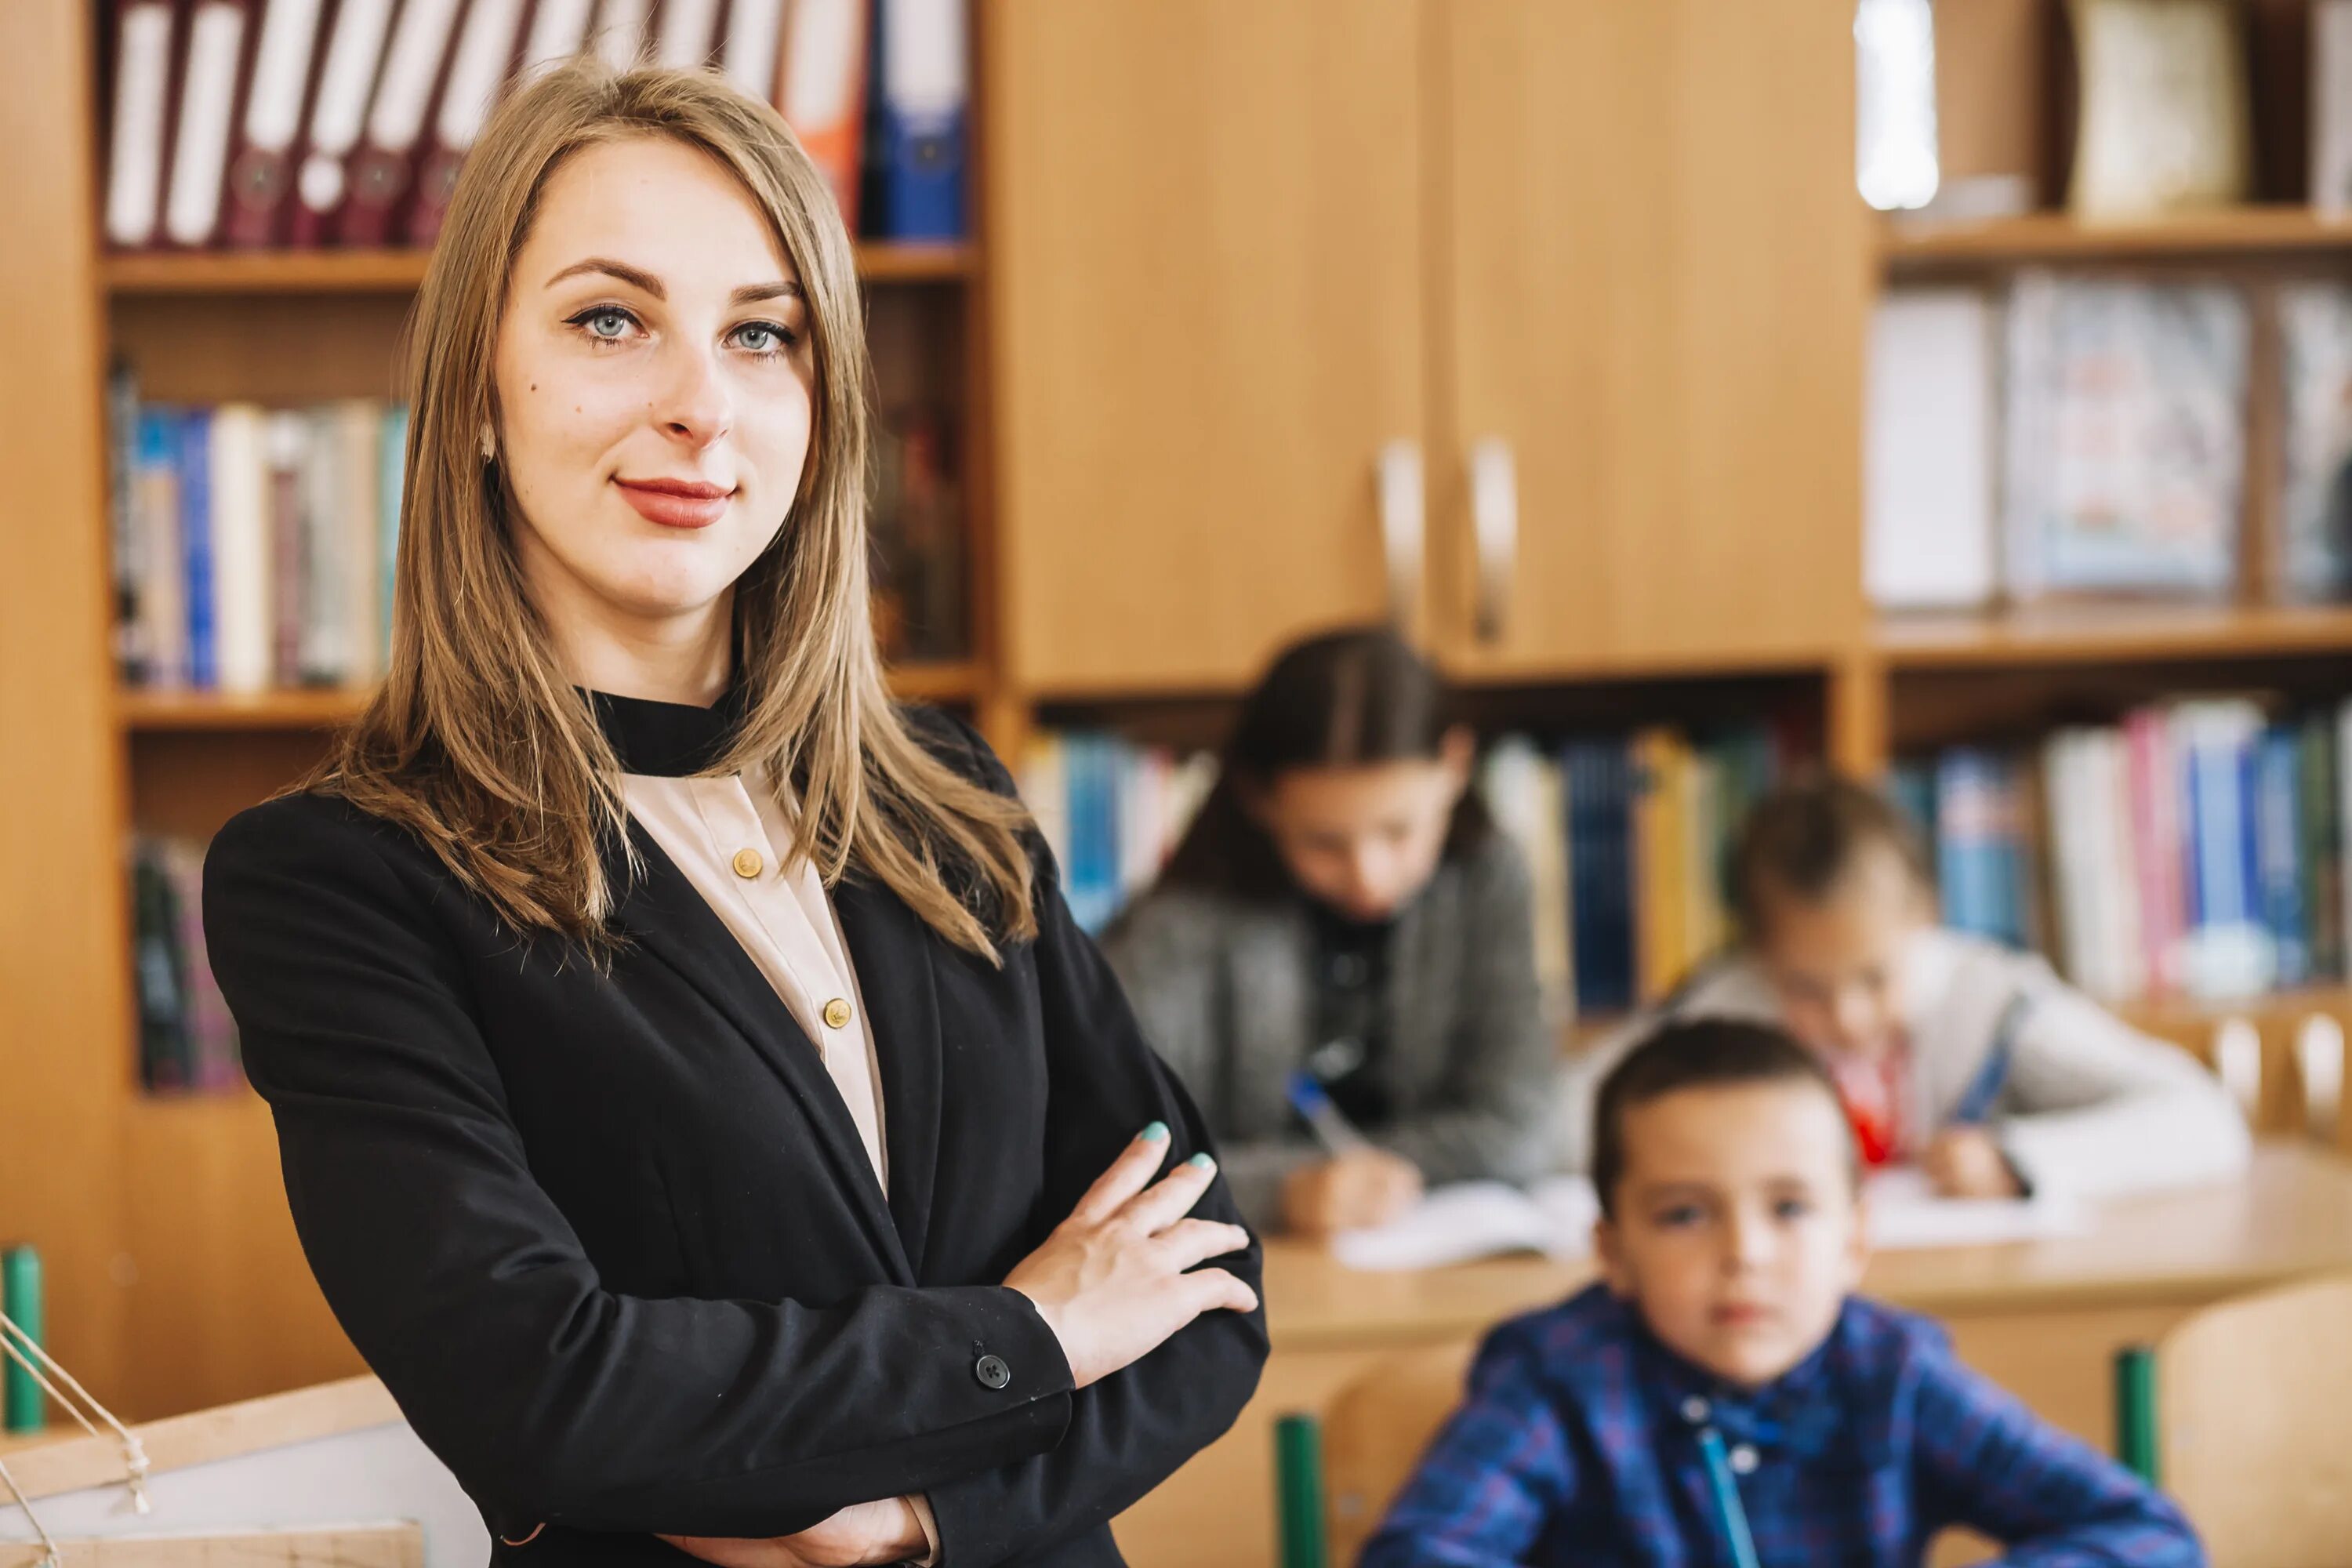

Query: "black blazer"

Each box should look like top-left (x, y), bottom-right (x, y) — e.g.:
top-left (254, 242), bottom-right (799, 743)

top-left (201, 704), bottom-right (1268, 1568)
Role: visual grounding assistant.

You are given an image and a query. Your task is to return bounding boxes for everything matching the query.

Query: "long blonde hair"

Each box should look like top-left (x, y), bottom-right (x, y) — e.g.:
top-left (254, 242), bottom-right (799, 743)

top-left (314, 59), bottom-right (1036, 960)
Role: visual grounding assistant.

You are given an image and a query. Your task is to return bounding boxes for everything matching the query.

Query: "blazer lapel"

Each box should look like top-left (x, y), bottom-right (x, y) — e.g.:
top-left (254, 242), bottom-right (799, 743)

top-left (610, 826), bottom-right (913, 1282)
top-left (830, 874), bottom-right (943, 1276)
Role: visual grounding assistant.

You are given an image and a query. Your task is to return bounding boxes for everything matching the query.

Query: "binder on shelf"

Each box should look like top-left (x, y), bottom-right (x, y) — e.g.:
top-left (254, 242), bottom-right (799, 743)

top-left (176, 407), bottom-right (218, 688)
top-left (267, 411), bottom-right (307, 685)
top-left (517, 0), bottom-right (595, 81)
top-left (339, 0), bottom-right (463, 245)
top-left (289, 0), bottom-right (397, 246)
top-left (720, 0), bottom-right (785, 102)
top-left (778, 0), bottom-right (867, 230)
top-left (104, 0), bottom-right (183, 249)
top-left (589, 0), bottom-right (651, 71)
top-left (209, 402), bottom-right (272, 693)
top-left (652, 0), bottom-right (720, 68)
top-left (162, 0), bottom-right (260, 247)
top-left (870, 0), bottom-right (967, 241)
top-left (405, 0), bottom-right (528, 246)
top-left (223, 0), bottom-right (331, 246)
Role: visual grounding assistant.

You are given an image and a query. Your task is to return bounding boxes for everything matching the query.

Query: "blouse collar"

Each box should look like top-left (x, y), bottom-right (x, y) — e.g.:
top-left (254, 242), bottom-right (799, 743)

top-left (586, 685), bottom-right (748, 778)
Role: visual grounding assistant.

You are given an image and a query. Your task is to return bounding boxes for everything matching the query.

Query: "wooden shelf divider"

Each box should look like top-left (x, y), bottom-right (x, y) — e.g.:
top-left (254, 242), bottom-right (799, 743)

top-left (102, 242), bottom-right (975, 296)
top-left (118, 662), bottom-right (987, 731)
top-left (1880, 205), bottom-right (2352, 267)
top-left (1874, 602), bottom-right (2352, 670)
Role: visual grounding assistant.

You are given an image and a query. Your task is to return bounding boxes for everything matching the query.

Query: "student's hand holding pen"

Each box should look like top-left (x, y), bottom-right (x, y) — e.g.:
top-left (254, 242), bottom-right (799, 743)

top-left (1922, 1126), bottom-right (2024, 1199)
top-left (1282, 1148), bottom-right (1424, 1235)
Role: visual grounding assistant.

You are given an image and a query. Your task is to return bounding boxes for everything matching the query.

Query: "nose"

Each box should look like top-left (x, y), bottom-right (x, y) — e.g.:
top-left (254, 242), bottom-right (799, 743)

top-left (657, 338), bottom-right (732, 449)
top-left (1722, 1210), bottom-right (1770, 1275)
top-left (1341, 845), bottom-right (1392, 915)
top-left (1830, 986), bottom-right (1878, 1052)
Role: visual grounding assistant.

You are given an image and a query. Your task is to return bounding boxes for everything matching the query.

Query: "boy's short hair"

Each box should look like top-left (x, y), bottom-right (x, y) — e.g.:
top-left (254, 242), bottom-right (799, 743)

top-left (1730, 768), bottom-right (1931, 938)
top-left (1592, 1018), bottom-right (1856, 1218)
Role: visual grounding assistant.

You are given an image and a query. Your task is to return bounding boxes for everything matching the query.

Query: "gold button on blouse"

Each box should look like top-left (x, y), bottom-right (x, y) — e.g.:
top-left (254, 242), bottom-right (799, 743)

top-left (822, 997), bottom-right (853, 1030)
top-left (731, 848), bottom-right (764, 879)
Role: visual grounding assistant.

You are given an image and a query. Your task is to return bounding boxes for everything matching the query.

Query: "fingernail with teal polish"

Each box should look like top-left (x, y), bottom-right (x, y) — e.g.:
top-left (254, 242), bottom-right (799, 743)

top-left (1188, 1152), bottom-right (1216, 1171)
top-left (1139, 1121), bottom-right (1170, 1142)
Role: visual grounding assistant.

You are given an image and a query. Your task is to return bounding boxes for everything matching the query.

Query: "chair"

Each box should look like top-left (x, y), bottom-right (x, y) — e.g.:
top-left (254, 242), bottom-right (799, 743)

top-left (2113, 1272), bottom-right (2352, 1567)
top-left (1272, 1343), bottom-right (1475, 1568)
top-left (2133, 995), bottom-right (2352, 1151)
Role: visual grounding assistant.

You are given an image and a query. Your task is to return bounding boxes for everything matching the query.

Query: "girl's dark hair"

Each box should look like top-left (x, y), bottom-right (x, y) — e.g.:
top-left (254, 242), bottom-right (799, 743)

top-left (1156, 626), bottom-right (1490, 900)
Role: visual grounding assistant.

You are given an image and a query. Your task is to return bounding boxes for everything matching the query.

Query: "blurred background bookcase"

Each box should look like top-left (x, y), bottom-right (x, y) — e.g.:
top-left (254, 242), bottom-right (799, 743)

top-left (5, 0), bottom-right (2352, 1436)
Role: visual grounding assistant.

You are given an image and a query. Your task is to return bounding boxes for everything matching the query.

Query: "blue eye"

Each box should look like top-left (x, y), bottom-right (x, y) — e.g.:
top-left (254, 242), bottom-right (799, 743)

top-left (730, 321), bottom-right (796, 357)
top-left (568, 306), bottom-right (637, 343)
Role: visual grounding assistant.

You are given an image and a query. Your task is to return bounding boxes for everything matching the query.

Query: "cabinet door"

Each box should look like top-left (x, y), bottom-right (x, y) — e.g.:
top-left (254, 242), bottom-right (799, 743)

top-left (986, 0), bottom-right (1425, 695)
top-left (1432, 0), bottom-right (1869, 676)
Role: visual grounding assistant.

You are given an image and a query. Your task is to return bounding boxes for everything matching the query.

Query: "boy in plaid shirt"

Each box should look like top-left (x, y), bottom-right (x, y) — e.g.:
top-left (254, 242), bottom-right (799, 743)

top-left (1362, 1019), bottom-right (2202, 1566)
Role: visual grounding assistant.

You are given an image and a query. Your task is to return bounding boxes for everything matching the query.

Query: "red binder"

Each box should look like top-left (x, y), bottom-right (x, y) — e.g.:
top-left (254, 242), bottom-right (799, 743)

top-left (401, 0), bottom-right (527, 245)
top-left (161, 0), bottom-right (263, 247)
top-left (285, 0), bottom-right (397, 247)
top-left (223, 0), bottom-right (335, 246)
top-left (103, 0), bottom-right (186, 249)
top-left (338, 0), bottom-right (462, 245)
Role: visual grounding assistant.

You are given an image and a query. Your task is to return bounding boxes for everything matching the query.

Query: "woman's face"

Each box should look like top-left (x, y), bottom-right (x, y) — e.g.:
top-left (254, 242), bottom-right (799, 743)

top-left (1247, 731), bottom-right (1473, 923)
top-left (492, 135), bottom-right (815, 666)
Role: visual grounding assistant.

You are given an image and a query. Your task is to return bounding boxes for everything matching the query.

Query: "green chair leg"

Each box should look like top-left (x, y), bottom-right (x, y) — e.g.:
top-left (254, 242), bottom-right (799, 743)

top-left (1275, 1411), bottom-right (1329, 1568)
top-left (2114, 1344), bottom-right (2158, 1486)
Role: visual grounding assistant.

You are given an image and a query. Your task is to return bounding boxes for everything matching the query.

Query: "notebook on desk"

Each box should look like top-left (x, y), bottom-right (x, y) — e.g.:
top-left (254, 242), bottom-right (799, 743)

top-left (1330, 1170), bottom-right (2087, 1272)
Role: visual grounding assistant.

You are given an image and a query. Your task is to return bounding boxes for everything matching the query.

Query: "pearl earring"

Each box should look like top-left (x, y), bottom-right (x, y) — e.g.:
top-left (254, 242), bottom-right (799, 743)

top-left (479, 423), bottom-right (495, 462)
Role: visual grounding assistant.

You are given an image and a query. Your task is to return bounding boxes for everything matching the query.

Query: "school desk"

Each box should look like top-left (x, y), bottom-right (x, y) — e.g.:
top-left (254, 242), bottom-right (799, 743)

top-left (1109, 1142), bottom-right (2352, 1568)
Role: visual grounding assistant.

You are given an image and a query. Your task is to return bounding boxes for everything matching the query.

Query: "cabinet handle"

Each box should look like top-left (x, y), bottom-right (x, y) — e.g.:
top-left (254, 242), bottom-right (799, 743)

top-left (1469, 436), bottom-right (1518, 644)
top-left (1377, 439), bottom-right (1425, 628)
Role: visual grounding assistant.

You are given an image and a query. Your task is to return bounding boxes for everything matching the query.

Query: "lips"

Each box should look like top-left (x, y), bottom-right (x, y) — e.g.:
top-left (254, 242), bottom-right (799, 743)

top-left (614, 476), bottom-right (733, 529)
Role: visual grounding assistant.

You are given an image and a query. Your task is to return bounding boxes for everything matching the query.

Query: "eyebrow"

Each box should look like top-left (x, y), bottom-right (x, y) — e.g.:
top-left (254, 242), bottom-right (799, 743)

top-left (544, 257), bottom-right (804, 306)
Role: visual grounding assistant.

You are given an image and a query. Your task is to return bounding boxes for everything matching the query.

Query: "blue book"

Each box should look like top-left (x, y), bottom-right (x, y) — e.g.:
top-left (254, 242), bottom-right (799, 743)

top-left (869, 0), bottom-right (967, 240)
top-left (1563, 739), bottom-right (1635, 1014)
top-left (2253, 726), bottom-right (2310, 986)
top-left (1062, 735), bottom-right (1122, 935)
top-left (1934, 749), bottom-right (2003, 941)
top-left (380, 404), bottom-right (408, 661)
top-left (2180, 702), bottom-right (2275, 996)
top-left (176, 407), bottom-right (216, 688)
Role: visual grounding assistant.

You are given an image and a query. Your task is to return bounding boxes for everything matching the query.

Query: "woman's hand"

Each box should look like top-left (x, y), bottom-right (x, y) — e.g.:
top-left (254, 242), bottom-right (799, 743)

top-left (659, 1497), bottom-right (926, 1568)
top-left (1922, 1127), bottom-right (2024, 1200)
top-left (1003, 1123), bottom-right (1258, 1388)
top-left (1282, 1148), bottom-right (1424, 1236)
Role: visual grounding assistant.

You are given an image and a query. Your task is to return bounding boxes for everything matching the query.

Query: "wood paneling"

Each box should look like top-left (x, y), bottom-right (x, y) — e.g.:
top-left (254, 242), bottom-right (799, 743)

top-left (987, 0), bottom-right (1426, 695)
top-left (1429, 0), bottom-right (1868, 677)
top-left (0, 0), bottom-right (131, 1404)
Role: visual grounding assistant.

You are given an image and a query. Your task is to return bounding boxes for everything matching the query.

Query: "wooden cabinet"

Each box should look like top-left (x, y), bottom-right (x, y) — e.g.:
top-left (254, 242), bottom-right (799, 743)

top-left (1428, 0), bottom-right (1870, 674)
top-left (986, 0), bottom-right (1428, 695)
top-left (988, 0), bottom-right (1869, 694)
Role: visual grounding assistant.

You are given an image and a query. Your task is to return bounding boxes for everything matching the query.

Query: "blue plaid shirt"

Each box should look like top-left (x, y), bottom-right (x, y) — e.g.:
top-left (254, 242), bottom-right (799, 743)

top-left (1360, 1284), bottom-right (2202, 1567)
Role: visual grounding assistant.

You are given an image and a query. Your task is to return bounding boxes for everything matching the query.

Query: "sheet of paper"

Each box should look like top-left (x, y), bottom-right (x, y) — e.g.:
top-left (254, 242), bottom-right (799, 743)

top-left (1864, 1167), bottom-right (2087, 1249)
top-left (1330, 1178), bottom-right (1600, 1272)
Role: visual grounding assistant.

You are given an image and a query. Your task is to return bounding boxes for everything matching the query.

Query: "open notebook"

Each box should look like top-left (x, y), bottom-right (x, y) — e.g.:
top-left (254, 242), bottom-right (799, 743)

top-left (1329, 1168), bottom-right (2087, 1272)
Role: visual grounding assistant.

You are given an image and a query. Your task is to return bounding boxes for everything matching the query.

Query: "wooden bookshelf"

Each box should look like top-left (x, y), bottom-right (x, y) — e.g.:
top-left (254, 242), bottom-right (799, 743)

top-left (114, 662), bottom-right (987, 731)
top-left (1880, 205), bottom-right (2352, 267)
top-left (101, 242), bottom-right (975, 295)
top-left (1875, 604), bottom-right (2352, 670)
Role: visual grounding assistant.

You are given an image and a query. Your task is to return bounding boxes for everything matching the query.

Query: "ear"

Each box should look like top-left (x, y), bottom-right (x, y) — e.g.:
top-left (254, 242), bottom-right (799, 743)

top-left (1438, 724), bottom-right (1477, 793)
top-left (1594, 1216), bottom-right (1636, 1298)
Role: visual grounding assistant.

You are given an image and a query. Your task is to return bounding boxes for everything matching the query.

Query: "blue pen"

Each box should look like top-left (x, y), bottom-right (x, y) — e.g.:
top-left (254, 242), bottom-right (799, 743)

top-left (1951, 990), bottom-right (2032, 1127)
top-left (1286, 1070), bottom-right (1367, 1155)
top-left (1695, 1427), bottom-right (1762, 1568)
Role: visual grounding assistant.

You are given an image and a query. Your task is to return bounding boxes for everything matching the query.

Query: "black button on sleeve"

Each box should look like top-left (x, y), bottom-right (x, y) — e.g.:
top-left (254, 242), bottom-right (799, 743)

top-left (974, 1352), bottom-right (1011, 1389)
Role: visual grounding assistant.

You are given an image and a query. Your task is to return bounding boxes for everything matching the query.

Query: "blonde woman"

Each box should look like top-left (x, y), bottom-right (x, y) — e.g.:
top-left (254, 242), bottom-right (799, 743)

top-left (203, 61), bottom-right (1263, 1568)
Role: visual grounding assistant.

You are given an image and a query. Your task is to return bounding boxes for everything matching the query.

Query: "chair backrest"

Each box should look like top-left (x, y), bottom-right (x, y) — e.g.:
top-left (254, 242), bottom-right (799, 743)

top-left (1320, 1342), bottom-right (1478, 1563)
top-left (2134, 998), bottom-right (2352, 1149)
top-left (2151, 1271), bottom-right (2352, 1566)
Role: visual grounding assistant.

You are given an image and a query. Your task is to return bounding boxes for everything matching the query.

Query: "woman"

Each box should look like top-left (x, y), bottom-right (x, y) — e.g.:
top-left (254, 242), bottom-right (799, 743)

top-left (202, 62), bottom-right (1263, 1568)
top-left (1101, 630), bottom-right (1555, 1236)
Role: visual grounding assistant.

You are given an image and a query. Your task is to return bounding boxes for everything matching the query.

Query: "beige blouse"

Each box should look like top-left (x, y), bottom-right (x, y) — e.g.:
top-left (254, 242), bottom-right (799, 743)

top-left (623, 764), bottom-right (938, 1563)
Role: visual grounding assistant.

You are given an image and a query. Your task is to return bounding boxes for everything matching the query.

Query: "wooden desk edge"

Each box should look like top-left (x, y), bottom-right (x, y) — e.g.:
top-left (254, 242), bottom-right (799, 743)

top-left (2, 1376), bottom-right (399, 1501)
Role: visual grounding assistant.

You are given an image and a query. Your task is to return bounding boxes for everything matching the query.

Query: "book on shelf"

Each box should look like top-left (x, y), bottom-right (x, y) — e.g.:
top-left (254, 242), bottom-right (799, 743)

top-left (112, 387), bottom-right (407, 693)
top-left (1892, 694), bottom-right (2352, 1008)
top-left (107, 0), bottom-right (964, 252)
top-left (1866, 288), bottom-right (1998, 610)
top-left (869, 405), bottom-right (967, 663)
top-left (2276, 281), bottom-right (2352, 604)
top-left (131, 835), bottom-right (243, 1094)
top-left (1018, 734), bottom-right (1219, 936)
top-left (2002, 271), bottom-right (2249, 601)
